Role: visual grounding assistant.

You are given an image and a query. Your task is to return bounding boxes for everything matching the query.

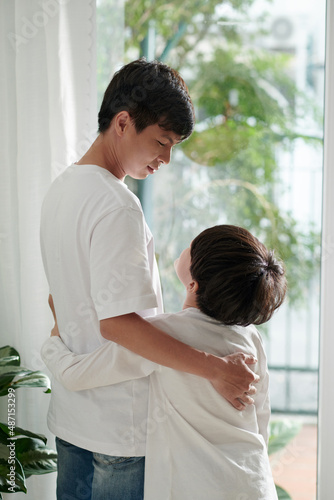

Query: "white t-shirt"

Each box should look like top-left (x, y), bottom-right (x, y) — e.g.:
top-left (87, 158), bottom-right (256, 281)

top-left (40, 164), bottom-right (163, 455)
top-left (41, 308), bottom-right (277, 500)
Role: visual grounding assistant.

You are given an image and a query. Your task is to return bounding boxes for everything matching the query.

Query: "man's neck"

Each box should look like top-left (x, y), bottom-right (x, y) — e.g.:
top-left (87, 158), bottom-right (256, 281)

top-left (76, 133), bottom-right (125, 181)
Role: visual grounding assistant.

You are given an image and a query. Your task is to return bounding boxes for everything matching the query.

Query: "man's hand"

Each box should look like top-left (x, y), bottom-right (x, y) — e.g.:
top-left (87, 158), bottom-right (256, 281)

top-left (100, 314), bottom-right (259, 408)
top-left (208, 352), bottom-right (259, 411)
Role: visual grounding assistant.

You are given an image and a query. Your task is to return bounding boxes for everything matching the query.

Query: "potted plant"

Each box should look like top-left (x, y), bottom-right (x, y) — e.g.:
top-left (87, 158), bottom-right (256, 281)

top-left (0, 345), bottom-right (57, 497)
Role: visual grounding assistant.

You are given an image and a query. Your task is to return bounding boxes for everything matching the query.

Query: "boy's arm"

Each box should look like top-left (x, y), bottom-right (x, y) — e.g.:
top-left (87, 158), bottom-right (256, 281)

top-left (100, 313), bottom-right (258, 410)
top-left (44, 297), bottom-right (159, 390)
top-left (41, 336), bottom-right (158, 391)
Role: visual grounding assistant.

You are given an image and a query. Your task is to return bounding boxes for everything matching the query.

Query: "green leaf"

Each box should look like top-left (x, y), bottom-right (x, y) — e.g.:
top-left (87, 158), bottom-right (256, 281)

top-left (0, 423), bottom-right (47, 445)
top-left (14, 438), bottom-right (57, 477)
top-left (182, 124), bottom-right (251, 166)
top-left (11, 371), bottom-right (51, 393)
top-left (0, 366), bottom-right (31, 376)
top-left (0, 443), bottom-right (9, 461)
top-left (0, 357), bottom-right (20, 367)
top-left (0, 367), bottom-right (33, 396)
top-left (268, 419), bottom-right (302, 456)
top-left (0, 367), bottom-right (31, 378)
top-left (0, 347), bottom-right (20, 367)
top-left (0, 346), bottom-right (55, 493)
top-left (0, 367), bottom-right (51, 396)
top-left (0, 457), bottom-right (27, 494)
top-left (0, 427), bottom-right (10, 448)
top-left (276, 484), bottom-right (292, 500)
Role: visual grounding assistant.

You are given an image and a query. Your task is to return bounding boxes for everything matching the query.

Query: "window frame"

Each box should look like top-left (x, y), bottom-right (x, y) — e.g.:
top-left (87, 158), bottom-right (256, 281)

top-left (318, 0), bottom-right (333, 496)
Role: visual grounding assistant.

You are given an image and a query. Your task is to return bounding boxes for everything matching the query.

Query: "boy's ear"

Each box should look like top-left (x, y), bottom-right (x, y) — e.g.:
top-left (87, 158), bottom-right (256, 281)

top-left (187, 280), bottom-right (199, 294)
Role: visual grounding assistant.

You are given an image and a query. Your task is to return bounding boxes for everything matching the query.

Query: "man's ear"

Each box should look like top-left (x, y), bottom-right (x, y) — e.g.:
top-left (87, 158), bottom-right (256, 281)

top-left (187, 280), bottom-right (199, 294)
top-left (114, 111), bottom-right (131, 136)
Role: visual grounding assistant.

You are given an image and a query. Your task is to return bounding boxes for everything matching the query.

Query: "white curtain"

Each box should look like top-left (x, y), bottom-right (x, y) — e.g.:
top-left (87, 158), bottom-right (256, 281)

top-left (0, 1), bottom-right (97, 498)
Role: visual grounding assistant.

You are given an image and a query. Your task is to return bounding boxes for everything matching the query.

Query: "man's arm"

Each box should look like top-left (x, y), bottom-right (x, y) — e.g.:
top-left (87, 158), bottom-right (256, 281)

top-left (47, 294), bottom-right (258, 409)
top-left (87, 209), bottom-right (257, 407)
top-left (100, 313), bottom-right (258, 410)
top-left (42, 317), bottom-right (256, 409)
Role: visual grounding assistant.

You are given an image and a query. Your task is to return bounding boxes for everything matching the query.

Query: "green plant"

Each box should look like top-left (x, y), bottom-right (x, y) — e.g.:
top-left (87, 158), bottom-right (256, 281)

top-left (269, 419), bottom-right (303, 500)
top-left (0, 345), bottom-right (57, 497)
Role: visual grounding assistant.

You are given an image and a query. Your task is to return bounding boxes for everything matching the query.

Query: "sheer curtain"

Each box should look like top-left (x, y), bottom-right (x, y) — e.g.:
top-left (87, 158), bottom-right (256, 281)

top-left (0, 1), bottom-right (96, 498)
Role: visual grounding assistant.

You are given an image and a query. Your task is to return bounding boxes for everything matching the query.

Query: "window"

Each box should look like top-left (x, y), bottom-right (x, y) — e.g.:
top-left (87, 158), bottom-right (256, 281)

top-left (97, 1), bottom-right (327, 497)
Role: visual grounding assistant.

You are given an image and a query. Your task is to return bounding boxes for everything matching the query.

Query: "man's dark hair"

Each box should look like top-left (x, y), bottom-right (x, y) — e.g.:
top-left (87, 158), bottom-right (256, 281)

top-left (190, 225), bottom-right (287, 326)
top-left (98, 58), bottom-right (195, 139)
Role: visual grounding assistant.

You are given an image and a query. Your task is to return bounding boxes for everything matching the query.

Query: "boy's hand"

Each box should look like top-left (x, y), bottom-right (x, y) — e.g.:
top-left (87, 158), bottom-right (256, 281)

top-left (48, 294), bottom-right (60, 337)
top-left (209, 352), bottom-right (259, 410)
top-left (51, 323), bottom-right (61, 337)
top-left (48, 294), bottom-right (56, 321)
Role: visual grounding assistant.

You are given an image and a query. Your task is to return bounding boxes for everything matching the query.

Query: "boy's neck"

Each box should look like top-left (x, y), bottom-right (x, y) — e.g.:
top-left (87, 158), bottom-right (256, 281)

top-left (182, 292), bottom-right (199, 311)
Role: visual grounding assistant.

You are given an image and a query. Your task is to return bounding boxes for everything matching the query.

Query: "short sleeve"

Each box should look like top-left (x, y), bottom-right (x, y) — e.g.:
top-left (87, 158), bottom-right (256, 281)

top-left (90, 207), bottom-right (158, 320)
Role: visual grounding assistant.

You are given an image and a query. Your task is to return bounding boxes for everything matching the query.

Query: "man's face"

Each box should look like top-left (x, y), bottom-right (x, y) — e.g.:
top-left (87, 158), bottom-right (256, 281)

top-left (120, 121), bottom-right (182, 180)
top-left (174, 245), bottom-right (192, 287)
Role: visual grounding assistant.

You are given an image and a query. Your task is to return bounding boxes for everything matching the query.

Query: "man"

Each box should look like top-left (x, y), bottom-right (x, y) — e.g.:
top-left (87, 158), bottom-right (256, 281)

top-left (40, 59), bottom-right (258, 500)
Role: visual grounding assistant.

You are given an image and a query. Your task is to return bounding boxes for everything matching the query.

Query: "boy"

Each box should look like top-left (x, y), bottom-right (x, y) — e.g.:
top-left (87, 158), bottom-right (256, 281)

top-left (40, 59), bottom-right (258, 500)
top-left (42, 225), bottom-right (286, 500)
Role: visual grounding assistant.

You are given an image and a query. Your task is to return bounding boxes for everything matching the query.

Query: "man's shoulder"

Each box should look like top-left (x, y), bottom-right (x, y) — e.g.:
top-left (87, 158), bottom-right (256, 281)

top-left (45, 164), bottom-right (142, 214)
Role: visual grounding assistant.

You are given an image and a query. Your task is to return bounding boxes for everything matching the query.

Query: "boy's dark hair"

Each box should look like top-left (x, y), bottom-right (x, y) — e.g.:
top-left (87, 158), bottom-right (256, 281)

top-left (190, 225), bottom-right (287, 326)
top-left (98, 58), bottom-right (195, 140)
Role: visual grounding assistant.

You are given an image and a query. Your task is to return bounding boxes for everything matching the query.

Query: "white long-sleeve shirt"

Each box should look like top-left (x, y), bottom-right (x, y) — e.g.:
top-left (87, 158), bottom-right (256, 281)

top-left (41, 307), bottom-right (278, 500)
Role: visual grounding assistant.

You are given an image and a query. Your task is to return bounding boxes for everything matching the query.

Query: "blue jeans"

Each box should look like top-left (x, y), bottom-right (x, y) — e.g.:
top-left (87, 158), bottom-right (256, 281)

top-left (56, 437), bottom-right (145, 500)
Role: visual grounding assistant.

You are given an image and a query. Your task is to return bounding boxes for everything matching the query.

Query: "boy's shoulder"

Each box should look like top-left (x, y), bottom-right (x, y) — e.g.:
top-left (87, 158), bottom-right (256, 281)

top-left (146, 308), bottom-right (264, 358)
top-left (148, 308), bottom-right (261, 335)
